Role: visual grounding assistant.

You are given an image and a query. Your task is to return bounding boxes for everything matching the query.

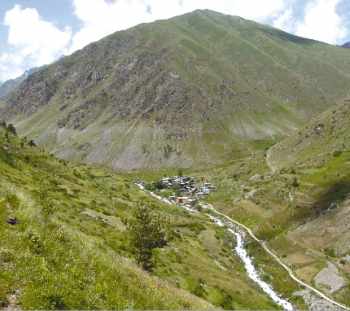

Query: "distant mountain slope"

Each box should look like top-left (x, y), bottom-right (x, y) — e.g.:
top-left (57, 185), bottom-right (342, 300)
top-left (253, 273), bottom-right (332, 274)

top-left (3, 9), bottom-right (350, 169)
top-left (264, 100), bottom-right (350, 307)
top-left (0, 68), bottom-right (39, 99)
top-left (268, 99), bottom-right (350, 171)
top-left (342, 42), bottom-right (350, 48)
top-left (202, 98), bottom-right (350, 307)
top-left (0, 79), bottom-right (20, 99)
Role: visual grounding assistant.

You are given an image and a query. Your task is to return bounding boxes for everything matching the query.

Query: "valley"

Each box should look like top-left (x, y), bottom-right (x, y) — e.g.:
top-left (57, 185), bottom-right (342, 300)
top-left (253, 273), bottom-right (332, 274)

top-left (1, 8), bottom-right (350, 311)
top-left (0, 123), bottom-right (284, 310)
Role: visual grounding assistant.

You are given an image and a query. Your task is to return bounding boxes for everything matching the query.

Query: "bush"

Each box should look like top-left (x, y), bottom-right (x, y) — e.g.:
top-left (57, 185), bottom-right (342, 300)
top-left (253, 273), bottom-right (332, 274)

top-left (6, 124), bottom-right (17, 136)
top-left (324, 247), bottom-right (336, 258)
top-left (333, 150), bottom-right (343, 157)
top-left (291, 177), bottom-right (299, 188)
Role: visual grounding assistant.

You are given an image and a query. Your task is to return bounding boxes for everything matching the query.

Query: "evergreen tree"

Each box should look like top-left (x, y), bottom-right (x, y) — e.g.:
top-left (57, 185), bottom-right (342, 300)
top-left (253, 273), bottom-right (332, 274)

top-left (129, 205), bottom-right (167, 271)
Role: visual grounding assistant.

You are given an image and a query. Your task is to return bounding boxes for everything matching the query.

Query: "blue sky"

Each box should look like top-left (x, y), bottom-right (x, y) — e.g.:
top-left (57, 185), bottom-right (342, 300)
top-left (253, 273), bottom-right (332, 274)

top-left (0, 0), bottom-right (350, 82)
top-left (0, 0), bottom-right (79, 50)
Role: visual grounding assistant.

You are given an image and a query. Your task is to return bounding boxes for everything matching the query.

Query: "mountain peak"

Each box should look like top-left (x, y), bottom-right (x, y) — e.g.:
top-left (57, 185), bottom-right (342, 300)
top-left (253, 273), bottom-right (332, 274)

top-left (3, 12), bottom-right (350, 170)
top-left (180, 8), bottom-right (242, 20)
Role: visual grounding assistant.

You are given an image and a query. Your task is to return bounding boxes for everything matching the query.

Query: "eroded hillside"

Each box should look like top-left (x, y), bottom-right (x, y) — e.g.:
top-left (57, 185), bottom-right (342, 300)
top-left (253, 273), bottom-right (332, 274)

top-left (3, 10), bottom-right (350, 169)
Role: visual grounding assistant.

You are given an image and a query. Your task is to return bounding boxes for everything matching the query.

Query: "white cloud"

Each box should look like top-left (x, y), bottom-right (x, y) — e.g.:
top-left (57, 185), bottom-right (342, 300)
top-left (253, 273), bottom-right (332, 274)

top-left (69, 0), bottom-right (152, 52)
top-left (0, 0), bottom-right (348, 82)
top-left (0, 0), bottom-right (290, 80)
top-left (273, 8), bottom-right (296, 33)
top-left (0, 5), bottom-right (72, 81)
top-left (296, 0), bottom-right (347, 44)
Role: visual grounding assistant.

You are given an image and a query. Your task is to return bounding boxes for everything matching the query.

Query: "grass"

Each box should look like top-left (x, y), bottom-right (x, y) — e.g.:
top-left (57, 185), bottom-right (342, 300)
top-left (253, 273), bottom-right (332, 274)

top-left (183, 140), bottom-right (350, 308)
top-left (0, 126), bottom-right (287, 310)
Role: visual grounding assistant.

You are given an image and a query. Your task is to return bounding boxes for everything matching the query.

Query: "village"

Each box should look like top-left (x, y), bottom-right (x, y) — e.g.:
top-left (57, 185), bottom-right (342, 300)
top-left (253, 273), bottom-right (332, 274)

top-left (138, 175), bottom-right (217, 211)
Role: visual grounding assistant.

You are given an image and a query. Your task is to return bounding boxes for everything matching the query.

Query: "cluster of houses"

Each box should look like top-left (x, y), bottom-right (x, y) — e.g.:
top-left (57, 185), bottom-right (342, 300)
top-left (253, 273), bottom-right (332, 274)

top-left (157, 176), bottom-right (216, 208)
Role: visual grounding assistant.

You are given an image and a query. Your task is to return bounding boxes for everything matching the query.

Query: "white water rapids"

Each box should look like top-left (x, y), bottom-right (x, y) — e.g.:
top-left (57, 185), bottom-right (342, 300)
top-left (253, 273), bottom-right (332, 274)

top-left (208, 214), bottom-right (293, 311)
top-left (136, 183), bottom-right (294, 310)
top-left (232, 230), bottom-right (293, 311)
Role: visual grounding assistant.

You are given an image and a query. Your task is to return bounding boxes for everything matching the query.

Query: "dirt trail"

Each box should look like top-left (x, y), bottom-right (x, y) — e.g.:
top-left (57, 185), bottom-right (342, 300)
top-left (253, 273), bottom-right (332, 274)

top-left (266, 147), bottom-right (278, 173)
top-left (136, 183), bottom-right (350, 310)
top-left (208, 205), bottom-right (350, 311)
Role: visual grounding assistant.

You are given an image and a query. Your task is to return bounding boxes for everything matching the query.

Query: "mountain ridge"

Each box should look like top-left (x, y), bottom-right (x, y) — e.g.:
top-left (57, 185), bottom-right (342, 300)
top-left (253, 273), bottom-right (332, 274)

top-left (3, 10), bottom-right (350, 170)
top-left (0, 68), bottom-right (39, 99)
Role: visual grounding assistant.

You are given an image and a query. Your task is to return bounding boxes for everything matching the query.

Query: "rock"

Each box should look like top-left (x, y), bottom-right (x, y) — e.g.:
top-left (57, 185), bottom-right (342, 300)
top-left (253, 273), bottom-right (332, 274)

top-left (314, 123), bottom-right (325, 135)
top-left (6, 218), bottom-right (18, 225)
top-left (249, 174), bottom-right (262, 182)
top-left (294, 289), bottom-right (343, 311)
top-left (341, 255), bottom-right (350, 264)
top-left (314, 262), bottom-right (347, 294)
top-left (328, 202), bottom-right (338, 211)
top-left (244, 189), bottom-right (257, 200)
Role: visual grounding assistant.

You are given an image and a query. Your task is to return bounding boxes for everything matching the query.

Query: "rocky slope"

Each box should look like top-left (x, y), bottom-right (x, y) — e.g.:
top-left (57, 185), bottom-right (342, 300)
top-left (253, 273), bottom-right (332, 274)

top-left (194, 100), bottom-right (350, 307)
top-left (250, 100), bottom-right (350, 306)
top-left (0, 68), bottom-right (39, 99)
top-left (3, 10), bottom-right (350, 170)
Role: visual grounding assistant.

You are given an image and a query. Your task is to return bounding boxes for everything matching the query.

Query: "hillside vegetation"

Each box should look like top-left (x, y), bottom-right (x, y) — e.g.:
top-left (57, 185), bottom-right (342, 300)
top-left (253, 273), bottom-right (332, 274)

top-left (3, 10), bottom-right (350, 169)
top-left (0, 124), bottom-right (288, 310)
top-left (196, 101), bottom-right (350, 306)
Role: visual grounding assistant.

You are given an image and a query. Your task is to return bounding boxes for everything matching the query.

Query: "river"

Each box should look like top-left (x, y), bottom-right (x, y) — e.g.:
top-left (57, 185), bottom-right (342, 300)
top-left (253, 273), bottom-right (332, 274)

top-left (136, 183), bottom-right (294, 310)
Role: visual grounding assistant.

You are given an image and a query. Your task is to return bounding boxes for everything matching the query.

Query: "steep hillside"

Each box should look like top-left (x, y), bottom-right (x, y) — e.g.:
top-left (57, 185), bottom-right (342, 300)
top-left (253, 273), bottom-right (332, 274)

top-left (3, 10), bottom-right (350, 169)
top-left (0, 124), bottom-right (290, 310)
top-left (268, 99), bottom-right (350, 171)
top-left (266, 100), bottom-right (350, 305)
top-left (200, 100), bottom-right (350, 306)
top-left (0, 68), bottom-right (39, 99)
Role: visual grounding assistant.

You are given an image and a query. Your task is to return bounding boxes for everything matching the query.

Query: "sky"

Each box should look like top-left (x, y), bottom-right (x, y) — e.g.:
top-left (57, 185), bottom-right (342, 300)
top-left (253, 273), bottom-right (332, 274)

top-left (0, 0), bottom-right (349, 82)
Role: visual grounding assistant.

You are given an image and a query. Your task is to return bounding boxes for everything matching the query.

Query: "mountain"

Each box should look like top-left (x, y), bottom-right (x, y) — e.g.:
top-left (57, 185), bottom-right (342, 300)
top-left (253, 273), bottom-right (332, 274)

top-left (0, 68), bottom-right (39, 99)
top-left (3, 10), bottom-right (350, 170)
top-left (342, 42), bottom-right (350, 48)
top-left (0, 123), bottom-right (288, 310)
top-left (268, 99), bottom-right (350, 171)
top-left (0, 79), bottom-right (20, 99)
top-left (200, 99), bottom-right (350, 307)
top-left (263, 100), bottom-right (350, 306)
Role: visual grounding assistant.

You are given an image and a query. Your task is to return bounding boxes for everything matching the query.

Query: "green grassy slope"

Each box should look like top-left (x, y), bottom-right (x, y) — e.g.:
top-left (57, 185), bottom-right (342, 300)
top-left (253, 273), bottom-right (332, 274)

top-left (0, 125), bottom-right (285, 310)
top-left (268, 100), bottom-right (350, 171)
top-left (196, 101), bottom-right (350, 306)
top-left (3, 10), bottom-right (350, 170)
top-left (266, 101), bottom-right (350, 305)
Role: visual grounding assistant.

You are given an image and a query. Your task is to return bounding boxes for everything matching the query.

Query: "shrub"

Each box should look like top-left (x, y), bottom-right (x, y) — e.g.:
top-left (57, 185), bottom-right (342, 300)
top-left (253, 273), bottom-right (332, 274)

top-left (333, 150), bottom-right (342, 157)
top-left (6, 124), bottom-right (17, 136)
top-left (291, 177), bottom-right (299, 188)
top-left (0, 120), bottom-right (6, 128)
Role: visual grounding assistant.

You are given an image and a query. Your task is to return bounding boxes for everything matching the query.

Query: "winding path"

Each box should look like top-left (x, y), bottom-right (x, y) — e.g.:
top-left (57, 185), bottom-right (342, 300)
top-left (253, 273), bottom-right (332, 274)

top-left (136, 183), bottom-right (350, 311)
top-left (206, 204), bottom-right (350, 311)
top-left (263, 147), bottom-right (349, 309)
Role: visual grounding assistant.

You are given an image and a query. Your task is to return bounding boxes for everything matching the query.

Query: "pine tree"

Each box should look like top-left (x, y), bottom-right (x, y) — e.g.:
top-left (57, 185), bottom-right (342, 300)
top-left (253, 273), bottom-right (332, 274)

top-left (129, 205), bottom-right (167, 271)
